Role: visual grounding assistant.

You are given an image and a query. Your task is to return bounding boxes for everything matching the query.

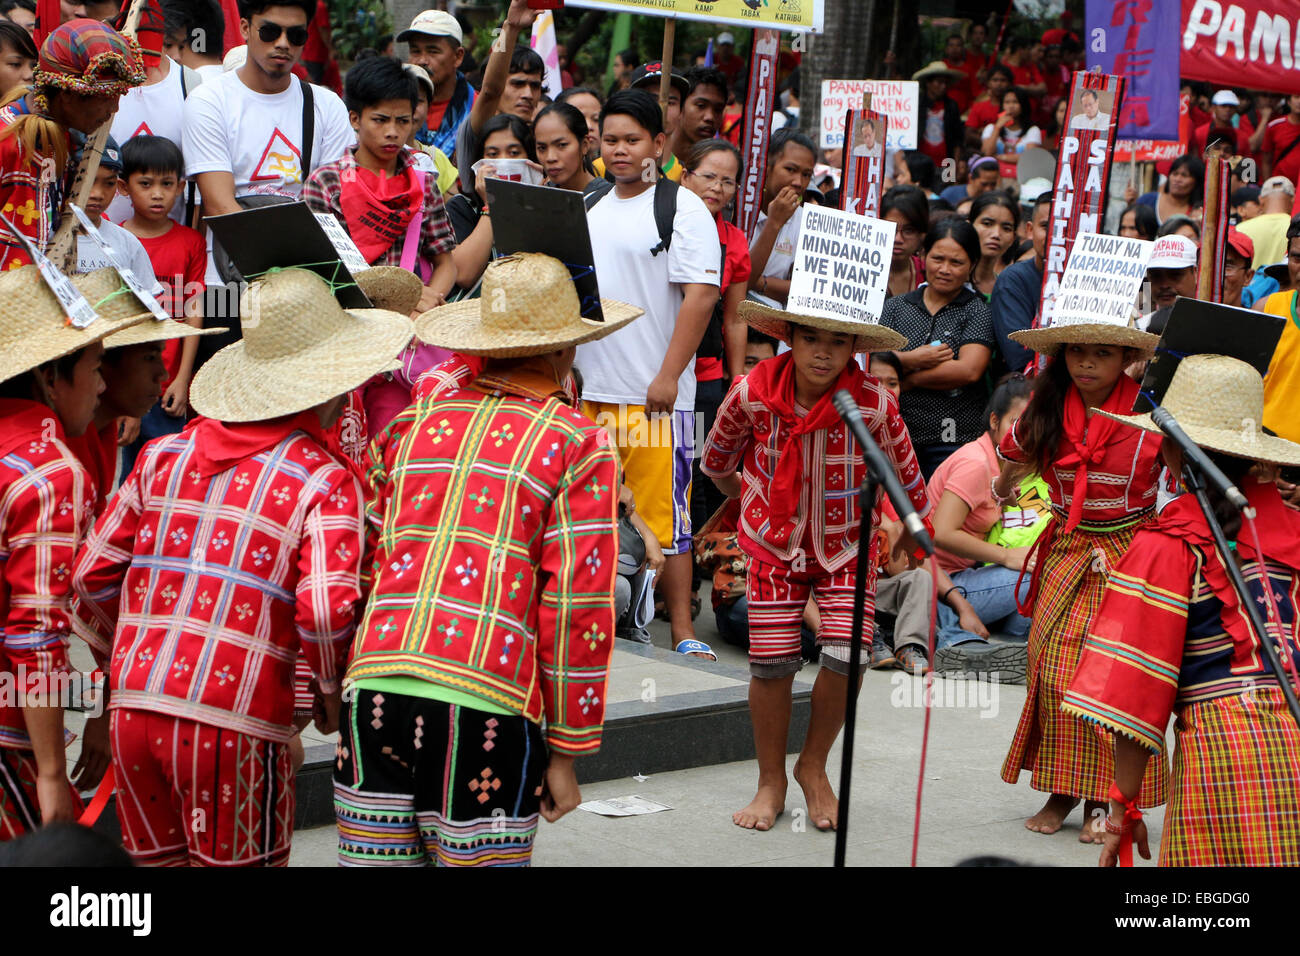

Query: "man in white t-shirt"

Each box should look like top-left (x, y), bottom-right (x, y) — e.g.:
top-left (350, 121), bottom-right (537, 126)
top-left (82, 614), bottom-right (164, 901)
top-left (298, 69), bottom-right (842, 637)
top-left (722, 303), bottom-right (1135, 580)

top-left (748, 128), bottom-right (816, 310)
top-left (578, 88), bottom-right (721, 658)
top-left (182, 0), bottom-right (352, 296)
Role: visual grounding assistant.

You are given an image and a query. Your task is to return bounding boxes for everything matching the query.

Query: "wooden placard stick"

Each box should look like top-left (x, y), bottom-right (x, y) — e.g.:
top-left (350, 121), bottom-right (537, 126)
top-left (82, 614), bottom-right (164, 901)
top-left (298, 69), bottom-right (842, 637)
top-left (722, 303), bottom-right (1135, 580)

top-left (1197, 140), bottom-right (1230, 302)
top-left (658, 17), bottom-right (676, 120)
top-left (47, 0), bottom-right (148, 271)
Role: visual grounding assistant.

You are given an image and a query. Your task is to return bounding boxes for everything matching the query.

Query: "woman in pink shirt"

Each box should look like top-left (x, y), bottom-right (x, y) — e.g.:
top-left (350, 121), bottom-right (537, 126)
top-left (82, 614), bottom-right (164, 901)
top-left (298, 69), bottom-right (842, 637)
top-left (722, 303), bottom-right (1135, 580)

top-left (926, 375), bottom-right (1036, 676)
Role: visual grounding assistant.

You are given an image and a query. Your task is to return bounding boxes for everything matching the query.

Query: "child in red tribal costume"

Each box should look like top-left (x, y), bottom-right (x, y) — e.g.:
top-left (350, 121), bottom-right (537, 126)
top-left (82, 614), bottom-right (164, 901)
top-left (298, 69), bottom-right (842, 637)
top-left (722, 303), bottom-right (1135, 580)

top-left (336, 254), bottom-right (634, 867)
top-left (702, 299), bottom-right (931, 833)
top-left (1065, 355), bottom-right (1300, 866)
top-left (996, 318), bottom-right (1169, 841)
top-left (0, 264), bottom-right (147, 840)
top-left (70, 269), bottom-right (412, 866)
top-left (0, 18), bottom-right (143, 265)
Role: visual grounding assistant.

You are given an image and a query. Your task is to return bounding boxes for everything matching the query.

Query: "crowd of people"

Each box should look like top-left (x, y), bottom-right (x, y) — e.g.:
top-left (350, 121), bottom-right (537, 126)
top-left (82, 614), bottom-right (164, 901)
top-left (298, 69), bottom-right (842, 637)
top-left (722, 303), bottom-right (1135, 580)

top-left (0, 0), bottom-right (1297, 870)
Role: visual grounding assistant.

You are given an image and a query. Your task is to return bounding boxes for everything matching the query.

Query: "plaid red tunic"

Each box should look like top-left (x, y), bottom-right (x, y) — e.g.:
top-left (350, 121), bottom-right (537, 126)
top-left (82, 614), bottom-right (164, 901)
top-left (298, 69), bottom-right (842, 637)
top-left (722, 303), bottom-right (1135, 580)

top-left (0, 400), bottom-right (94, 750)
top-left (70, 421), bottom-right (366, 743)
top-left (1065, 483), bottom-right (1300, 864)
top-left (348, 366), bottom-right (620, 756)
top-left (700, 358), bottom-right (930, 574)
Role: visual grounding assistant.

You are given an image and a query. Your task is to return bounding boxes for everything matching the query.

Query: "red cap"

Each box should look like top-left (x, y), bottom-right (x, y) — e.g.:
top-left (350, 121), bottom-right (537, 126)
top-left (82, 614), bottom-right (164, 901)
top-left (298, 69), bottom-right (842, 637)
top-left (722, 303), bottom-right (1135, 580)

top-left (1225, 228), bottom-right (1254, 262)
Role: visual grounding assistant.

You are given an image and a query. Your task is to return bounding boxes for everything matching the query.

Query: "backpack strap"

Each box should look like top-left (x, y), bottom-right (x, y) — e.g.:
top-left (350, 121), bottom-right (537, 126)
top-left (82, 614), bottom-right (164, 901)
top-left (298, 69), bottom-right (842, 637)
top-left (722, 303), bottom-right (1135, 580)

top-left (650, 176), bottom-right (678, 257)
top-left (299, 77), bottom-right (315, 179)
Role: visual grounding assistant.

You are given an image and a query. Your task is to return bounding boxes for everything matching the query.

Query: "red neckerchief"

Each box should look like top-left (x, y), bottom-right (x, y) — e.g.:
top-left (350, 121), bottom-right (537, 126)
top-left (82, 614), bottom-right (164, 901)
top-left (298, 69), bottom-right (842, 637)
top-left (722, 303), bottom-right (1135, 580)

top-left (745, 352), bottom-right (858, 530)
top-left (337, 157), bottom-right (424, 264)
top-left (1061, 373), bottom-right (1140, 533)
top-left (64, 422), bottom-right (117, 515)
top-left (185, 411), bottom-right (366, 486)
top-left (0, 398), bottom-right (62, 458)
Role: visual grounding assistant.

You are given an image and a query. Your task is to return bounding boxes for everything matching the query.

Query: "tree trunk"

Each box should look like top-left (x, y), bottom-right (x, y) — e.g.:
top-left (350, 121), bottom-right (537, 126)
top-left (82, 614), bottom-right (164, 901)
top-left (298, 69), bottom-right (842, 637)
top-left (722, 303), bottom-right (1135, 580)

top-left (800, 0), bottom-right (878, 139)
top-left (800, 0), bottom-right (899, 141)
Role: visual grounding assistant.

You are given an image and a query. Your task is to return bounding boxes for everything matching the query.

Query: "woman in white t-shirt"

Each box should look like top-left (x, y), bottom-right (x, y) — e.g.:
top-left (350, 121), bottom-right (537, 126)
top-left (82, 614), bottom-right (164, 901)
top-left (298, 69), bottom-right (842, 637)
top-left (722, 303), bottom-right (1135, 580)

top-left (980, 88), bottom-right (1041, 176)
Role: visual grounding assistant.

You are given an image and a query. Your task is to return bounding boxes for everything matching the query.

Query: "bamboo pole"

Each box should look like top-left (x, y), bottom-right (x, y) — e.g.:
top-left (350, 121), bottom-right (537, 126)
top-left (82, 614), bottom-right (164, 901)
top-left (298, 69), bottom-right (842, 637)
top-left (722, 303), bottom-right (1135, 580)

top-left (658, 17), bottom-right (676, 120)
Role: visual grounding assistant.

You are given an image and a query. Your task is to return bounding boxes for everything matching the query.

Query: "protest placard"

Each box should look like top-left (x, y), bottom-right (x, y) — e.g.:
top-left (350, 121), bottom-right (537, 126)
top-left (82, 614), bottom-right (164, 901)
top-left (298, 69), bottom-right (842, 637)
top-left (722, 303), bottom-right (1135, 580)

top-left (69, 204), bottom-right (171, 322)
top-left (735, 29), bottom-right (780, 239)
top-left (0, 211), bottom-right (99, 328)
top-left (820, 79), bottom-right (917, 150)
top-left (787, 205), bottom-right (896, 325)
top-left (1051, 232), bottom-right (1154, 329)
top-left (839, 109), bottom-right (888, 219)
top-left (1038, 71), bottom-right (1126, 332)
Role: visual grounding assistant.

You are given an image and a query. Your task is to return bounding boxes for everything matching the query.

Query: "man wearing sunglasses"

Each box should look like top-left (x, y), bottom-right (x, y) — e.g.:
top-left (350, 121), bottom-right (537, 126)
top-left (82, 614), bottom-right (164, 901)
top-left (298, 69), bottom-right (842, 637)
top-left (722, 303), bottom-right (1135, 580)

top-left (182, 0), bottom-right (353, 299)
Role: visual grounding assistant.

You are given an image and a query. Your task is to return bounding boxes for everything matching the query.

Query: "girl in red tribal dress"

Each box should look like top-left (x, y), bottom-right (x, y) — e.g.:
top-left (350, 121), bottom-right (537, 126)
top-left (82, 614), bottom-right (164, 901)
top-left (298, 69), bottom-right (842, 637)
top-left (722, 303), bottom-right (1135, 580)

top-left (1066, 355), bottom-right (1300, 866)
top-left (994, 321), bottom-right (1170, 842)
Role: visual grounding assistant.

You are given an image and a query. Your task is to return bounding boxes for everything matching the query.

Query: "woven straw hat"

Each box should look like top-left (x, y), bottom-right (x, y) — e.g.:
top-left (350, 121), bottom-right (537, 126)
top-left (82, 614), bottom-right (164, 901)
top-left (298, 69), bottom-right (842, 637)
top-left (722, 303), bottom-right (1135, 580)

top-left (1009, 318), bottom-right (1159, 358)
top-left (740, 299), bottom-right (906, 353)
top-left (0, 265), bottom-right (150, 383)
top-left (415, 253), bottom-right (643, 357)
top-left (190, 268), bottom-right (414, 423)
top-left (67, 267), bottom-right (228, 350)
top-left (355, 266), bottom-right (423, 315)
top-left (1095, 354), bottom-right (1300, 467)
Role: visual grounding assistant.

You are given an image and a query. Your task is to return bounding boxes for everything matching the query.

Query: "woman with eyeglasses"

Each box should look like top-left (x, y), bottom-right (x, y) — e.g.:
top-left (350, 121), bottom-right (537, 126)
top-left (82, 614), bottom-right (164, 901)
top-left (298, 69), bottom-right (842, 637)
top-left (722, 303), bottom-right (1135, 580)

top-left (882, 185), bottom-right (929, 298)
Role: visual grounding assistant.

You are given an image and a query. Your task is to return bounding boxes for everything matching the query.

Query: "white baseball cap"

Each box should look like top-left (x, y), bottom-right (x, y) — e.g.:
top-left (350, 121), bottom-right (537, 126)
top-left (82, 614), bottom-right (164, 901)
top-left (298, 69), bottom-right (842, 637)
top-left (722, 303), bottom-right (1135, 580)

top-left (1211, 89), bottom-right (1240, 107)
top-left (717, 32), bottom-right (735, 45)
top-left (1147, 235), bottom-right (1199, 270)
top-left (1261, 175), bottom-right (1296, 198)
top-left (398, 10), bottom-right (463, 46)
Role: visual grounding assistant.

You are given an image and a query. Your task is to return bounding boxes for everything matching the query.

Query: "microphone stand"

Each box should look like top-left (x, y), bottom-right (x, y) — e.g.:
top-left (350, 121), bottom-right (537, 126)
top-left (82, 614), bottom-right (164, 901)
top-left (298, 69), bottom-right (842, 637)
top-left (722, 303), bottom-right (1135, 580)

top-left (834, 464), bottom-right (878, 868)
top-left (1181, 462), bottom-right (1300, 731)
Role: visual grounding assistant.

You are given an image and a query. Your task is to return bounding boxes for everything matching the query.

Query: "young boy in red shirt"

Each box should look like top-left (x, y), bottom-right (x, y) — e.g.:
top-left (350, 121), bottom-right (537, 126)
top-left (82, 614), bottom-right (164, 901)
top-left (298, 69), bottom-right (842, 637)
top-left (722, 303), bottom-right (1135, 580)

top-left (703, 302), bottom-right (932, 832)
top-left (116, 135), bottom-right (206, 446)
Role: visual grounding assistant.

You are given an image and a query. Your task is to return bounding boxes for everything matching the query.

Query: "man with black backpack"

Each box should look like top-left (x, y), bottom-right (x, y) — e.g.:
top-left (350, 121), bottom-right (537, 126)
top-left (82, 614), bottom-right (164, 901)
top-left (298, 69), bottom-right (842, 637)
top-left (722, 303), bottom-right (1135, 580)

top-left (578, 88), bottom-right (722, 660)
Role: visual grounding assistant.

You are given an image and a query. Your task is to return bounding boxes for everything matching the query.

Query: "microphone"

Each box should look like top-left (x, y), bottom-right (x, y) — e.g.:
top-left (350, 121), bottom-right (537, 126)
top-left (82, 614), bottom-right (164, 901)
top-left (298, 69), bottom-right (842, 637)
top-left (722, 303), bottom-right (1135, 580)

top-left (832, 389), bottom-right (935, 556)
top-left (1150, 406), bottom-right (1250, 513)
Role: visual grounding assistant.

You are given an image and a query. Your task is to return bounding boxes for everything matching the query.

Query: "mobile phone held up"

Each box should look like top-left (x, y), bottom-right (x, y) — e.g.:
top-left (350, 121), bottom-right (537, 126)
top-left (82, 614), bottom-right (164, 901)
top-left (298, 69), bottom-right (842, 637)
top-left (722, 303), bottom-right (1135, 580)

top-left (527, 0), bottom-right (564, 8)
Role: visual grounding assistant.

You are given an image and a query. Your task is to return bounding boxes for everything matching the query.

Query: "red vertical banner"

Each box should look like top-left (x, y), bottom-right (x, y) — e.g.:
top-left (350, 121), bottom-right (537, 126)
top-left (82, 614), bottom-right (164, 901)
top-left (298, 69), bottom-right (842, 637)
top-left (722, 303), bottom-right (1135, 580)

top-left (735, 28), bottom-right (780, 240)
top-left (1036, 70), bottom-right (1127, 333)
top-left (838, 109), bottom-right (888, 220)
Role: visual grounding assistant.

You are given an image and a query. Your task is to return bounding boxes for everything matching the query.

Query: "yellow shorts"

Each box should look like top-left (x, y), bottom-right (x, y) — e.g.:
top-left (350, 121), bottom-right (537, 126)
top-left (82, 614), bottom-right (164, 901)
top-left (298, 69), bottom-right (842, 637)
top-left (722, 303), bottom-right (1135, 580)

top-left (581, 401), bottom-right (694, 554)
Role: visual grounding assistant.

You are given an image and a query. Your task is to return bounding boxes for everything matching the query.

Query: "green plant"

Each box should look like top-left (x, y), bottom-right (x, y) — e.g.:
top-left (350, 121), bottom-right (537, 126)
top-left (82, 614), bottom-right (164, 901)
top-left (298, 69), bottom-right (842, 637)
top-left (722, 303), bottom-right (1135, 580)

top-left (327, 0), bottom-right (393, 61)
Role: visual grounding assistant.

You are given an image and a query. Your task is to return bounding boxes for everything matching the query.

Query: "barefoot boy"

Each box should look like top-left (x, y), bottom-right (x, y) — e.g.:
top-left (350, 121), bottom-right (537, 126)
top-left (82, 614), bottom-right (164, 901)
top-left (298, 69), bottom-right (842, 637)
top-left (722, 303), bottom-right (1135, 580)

top-left (702, 301), bottom-right (931, 831)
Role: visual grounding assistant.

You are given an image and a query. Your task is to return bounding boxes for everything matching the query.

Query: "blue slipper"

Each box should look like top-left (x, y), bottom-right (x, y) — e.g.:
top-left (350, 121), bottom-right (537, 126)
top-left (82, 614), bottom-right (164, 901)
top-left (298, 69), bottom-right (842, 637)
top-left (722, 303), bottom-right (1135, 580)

top-left (674, 639), bottom-right (717, 661)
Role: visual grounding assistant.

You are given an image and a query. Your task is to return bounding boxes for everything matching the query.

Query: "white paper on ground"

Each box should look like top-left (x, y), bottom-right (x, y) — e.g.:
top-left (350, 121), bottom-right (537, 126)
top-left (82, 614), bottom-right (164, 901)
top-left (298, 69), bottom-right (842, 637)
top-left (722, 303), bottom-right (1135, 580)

top-left (577, 795), bottom-right (673, 817)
